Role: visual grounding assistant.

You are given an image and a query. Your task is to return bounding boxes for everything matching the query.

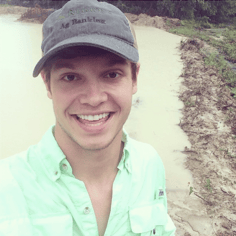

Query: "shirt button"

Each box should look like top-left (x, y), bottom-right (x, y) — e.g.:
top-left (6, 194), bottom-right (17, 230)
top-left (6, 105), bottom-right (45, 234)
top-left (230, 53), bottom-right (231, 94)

top-left (83, 207), bottom-right (90, 215)
top-left (54, 171), bottom-right (58, 175)
top-left (62, 163), bottom-right (68, 170)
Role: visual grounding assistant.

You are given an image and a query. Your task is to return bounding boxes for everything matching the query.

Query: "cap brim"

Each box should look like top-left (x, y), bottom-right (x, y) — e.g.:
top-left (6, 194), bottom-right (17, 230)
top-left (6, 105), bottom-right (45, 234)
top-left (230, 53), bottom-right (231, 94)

top-left (33, 34), bottom-right (139, 77)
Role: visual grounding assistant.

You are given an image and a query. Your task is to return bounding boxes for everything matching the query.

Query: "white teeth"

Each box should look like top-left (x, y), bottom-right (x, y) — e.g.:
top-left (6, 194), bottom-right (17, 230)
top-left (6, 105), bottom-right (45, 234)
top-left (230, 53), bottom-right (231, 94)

top-left (88, 115), bottom-right (93, 121)
top-left (77, 113), bottom-right (109, 121)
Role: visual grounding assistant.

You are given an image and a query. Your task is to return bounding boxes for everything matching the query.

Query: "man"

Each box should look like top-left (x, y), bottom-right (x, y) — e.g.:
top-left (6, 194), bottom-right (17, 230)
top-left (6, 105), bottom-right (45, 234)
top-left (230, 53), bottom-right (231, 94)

top-left (0, 0), bottom-right (176, 235)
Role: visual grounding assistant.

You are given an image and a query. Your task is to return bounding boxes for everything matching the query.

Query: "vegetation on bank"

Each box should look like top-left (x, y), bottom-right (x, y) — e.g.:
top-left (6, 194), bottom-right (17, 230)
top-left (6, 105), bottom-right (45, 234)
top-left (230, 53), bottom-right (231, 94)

top-left (179, 38), bottom-right (236, 236)
top-left (1, 0), bottom-right (236, 23)
top-left (169, 19), bottom-right (236, 98)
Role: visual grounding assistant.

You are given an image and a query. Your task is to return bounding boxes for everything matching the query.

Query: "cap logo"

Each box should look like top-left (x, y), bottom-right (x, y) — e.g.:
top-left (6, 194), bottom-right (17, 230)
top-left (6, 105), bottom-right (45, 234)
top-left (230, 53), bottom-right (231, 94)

top-left (58, 7), bottom-right (112, 21)
top-left (60, 16), bottom-right (106, 29)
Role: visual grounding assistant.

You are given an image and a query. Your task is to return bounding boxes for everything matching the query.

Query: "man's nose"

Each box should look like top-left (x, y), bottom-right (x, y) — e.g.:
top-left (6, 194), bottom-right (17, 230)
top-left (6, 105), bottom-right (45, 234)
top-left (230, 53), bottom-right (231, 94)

top-left (79, 80), bottom-right (108, 107)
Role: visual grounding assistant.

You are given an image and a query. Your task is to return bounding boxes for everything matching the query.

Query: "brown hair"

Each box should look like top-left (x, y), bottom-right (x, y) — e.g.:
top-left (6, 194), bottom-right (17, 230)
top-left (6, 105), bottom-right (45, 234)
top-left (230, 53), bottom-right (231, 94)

top-left (42, 46), bottom-right (138, 91)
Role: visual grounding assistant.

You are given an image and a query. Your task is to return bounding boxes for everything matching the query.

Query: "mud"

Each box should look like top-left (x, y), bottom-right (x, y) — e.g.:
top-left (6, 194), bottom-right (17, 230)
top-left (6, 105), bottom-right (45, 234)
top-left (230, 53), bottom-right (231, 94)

top-left (177, 39), bottom-right (236, 235)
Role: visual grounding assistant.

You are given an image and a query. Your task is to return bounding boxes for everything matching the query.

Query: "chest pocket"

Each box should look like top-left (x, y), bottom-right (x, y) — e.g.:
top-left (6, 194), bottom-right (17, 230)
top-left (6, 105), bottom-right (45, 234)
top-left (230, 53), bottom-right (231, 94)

top-left (129, 202), bottom-right (167, 236)
top-left (32, 214), bottom-right (73, 236)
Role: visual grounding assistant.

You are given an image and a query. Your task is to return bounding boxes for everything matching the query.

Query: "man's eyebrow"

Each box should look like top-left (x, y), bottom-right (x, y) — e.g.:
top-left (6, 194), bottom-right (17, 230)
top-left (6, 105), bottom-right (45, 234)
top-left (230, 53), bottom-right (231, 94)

top-left (52, 58), bottom-right (128, 71)
top-left (53, 62), bottom-right (76, 71)
top-left (105, 58), bottom-right (129, 67)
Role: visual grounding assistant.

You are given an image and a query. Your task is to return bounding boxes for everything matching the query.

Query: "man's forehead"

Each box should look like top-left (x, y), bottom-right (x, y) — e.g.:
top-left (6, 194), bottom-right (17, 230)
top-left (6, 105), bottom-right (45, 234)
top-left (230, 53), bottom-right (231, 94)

top-left (52, 51), bottom-right (129, 71)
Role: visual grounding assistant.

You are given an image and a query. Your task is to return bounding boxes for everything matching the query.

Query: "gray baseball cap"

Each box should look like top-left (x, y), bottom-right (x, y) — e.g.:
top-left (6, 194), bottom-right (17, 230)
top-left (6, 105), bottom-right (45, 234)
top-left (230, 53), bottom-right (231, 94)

top-left (33, 0), bottom-right (139, 77)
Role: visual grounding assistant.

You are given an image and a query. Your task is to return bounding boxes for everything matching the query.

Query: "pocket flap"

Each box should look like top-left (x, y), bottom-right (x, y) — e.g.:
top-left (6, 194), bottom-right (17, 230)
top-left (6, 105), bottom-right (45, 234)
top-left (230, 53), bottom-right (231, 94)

top-left (129, 203), bottom-right (167, 233)
top-left (32, 214), bottom-right (72, 235)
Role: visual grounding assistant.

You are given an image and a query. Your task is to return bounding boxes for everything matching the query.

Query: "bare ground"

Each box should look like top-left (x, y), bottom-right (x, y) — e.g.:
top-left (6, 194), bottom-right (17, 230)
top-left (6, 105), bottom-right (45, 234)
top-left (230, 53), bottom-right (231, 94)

top-left (1, 5), bottom-right (236, 235)
top-left (177, 39), bottom-right (236, 235)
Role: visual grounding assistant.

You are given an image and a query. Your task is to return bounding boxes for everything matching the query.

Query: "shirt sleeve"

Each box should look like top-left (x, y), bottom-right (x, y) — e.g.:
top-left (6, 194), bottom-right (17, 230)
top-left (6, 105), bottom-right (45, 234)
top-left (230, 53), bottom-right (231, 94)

top-left (0, 160), bottom-right (32, 236)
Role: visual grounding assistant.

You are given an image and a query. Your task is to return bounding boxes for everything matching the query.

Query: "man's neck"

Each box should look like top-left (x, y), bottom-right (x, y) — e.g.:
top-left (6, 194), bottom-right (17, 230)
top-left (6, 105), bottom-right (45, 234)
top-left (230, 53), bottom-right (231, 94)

top-left (54, 127), bottom-right (124, 184)
top-left (69, 141), bottom-right (124, 185)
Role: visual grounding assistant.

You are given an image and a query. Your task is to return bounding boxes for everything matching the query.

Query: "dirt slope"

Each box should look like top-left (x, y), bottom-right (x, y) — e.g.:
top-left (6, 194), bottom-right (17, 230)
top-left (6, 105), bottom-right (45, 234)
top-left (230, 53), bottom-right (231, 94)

top-left (178, 39), bottom-right (236, 235)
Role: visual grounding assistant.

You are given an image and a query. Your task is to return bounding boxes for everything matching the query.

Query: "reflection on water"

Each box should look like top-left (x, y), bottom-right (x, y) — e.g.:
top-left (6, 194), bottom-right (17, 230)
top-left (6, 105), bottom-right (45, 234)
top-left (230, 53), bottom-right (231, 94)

top-left (0, 16), bottom-right (192, 191)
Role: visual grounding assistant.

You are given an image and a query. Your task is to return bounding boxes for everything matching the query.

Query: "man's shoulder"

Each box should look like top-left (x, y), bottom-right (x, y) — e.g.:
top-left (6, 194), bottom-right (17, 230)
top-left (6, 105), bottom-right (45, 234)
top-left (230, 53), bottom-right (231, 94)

top-left (0, 154), bottom-right (20, 170)
top-left (127, 137), bottom-right (164, 170)
top-left (0, 152), bottom-right (27, 181)
top-left (126, 137), bottom-right (166, 183)
top-left (0, 154), bottom-right (33, 222)
top-left (0, 155), bottom-right (23, 199)
top-left (0, 149), bottom-right (31, 169)
top-left (0, 148), bottom-right (38, 197)
top-left (128, 137), bottom-right (160, 161)
top-left (0, 148), bottom-right (36, 184)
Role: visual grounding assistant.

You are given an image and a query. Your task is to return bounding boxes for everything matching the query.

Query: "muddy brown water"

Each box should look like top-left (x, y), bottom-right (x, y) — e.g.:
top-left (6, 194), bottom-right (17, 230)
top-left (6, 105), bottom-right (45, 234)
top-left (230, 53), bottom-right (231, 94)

top-left (0, 15), bottom-right (192, 193)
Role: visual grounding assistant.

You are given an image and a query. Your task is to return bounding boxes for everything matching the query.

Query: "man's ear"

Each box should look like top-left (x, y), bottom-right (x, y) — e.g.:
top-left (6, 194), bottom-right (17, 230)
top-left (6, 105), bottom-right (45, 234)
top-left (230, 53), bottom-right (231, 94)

top-left (41, 71), bottom-right (52, 99)
top-left (132, 62), bottom-right (140, 95)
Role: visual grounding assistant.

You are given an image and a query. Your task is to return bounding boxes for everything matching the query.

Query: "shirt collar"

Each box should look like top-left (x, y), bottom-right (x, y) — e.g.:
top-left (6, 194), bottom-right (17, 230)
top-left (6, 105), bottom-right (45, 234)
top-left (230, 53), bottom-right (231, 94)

top-left (36, 125), bottom-right (66, 181)
top-left (117, 128), bottom-right (132, 174)
top-left (36, 125), bottom-right (132, 181)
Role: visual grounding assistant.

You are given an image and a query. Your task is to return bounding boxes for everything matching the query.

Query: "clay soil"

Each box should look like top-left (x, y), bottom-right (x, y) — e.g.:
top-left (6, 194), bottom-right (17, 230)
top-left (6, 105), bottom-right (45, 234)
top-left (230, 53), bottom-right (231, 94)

top-left (1, 5), bottom-right (236, 235)
top-left (178, 39), bottom-right (236, 236)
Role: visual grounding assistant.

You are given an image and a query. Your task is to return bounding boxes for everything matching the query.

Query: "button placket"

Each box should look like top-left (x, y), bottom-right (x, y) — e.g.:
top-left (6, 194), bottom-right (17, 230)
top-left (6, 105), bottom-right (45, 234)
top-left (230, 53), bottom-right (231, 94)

top-left (60, 162), bottom-right (68, 173)
top-left (52, 170), bottom-right (61, 180)
top-left (62, 163), bottom-right (68, 170)
top-left (83, 207), bottom-right (90, 214)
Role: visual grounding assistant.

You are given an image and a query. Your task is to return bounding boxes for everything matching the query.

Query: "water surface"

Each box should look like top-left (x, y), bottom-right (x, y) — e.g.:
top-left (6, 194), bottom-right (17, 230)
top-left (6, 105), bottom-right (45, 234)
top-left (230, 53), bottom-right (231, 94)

top-left (0, 15), bottom-right (192, 192)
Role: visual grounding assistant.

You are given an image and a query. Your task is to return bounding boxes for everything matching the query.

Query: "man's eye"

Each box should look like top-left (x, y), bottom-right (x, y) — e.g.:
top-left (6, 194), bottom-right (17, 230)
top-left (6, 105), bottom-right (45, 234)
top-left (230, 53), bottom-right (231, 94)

top-left (63, 75), bottom-right (78, 81)
top-left (106, 72), bottom-right (119, 79)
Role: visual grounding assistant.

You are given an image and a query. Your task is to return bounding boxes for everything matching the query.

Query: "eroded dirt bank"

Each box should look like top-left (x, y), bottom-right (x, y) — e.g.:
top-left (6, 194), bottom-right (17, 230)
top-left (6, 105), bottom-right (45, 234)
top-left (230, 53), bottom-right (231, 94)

top-left (1, 5), bottom-right (236, 235)
top-left (178, 39), bottom-right (236, 235)
top-left (0, 5), bottom-right (181, 27)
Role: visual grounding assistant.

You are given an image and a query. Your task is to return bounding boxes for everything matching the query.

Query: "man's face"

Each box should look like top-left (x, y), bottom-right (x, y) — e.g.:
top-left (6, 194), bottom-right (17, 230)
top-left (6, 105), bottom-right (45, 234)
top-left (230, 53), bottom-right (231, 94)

top-left (42, 52), bottom-right (139, 151)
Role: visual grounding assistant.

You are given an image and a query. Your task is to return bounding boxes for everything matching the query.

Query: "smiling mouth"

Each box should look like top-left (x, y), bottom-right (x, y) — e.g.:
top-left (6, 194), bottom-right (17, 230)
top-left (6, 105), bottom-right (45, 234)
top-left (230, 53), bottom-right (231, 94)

top-left (74, 113), bottom-right (111, 127)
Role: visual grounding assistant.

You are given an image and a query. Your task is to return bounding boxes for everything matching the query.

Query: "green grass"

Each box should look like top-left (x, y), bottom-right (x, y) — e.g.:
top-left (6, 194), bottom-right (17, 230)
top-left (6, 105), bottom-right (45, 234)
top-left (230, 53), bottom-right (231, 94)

top-left (205, 179), bottom-right (213, 193)
top-left (189, 186), bottom-right (194, 195)
top-left (221, 29), bottom-right (236, 61)
top-left (170, 27), bottom-right (198, 37)
top-left (219, 148), bottom-right (236, 158)
top-left (203, 52), bottom-right (236, 91)
top-left (170, 18), bottom-right (236, 97)
top-left (170, 18), bottom-right (236, 60)
top-left (184, 100), bottom-right (195, 107)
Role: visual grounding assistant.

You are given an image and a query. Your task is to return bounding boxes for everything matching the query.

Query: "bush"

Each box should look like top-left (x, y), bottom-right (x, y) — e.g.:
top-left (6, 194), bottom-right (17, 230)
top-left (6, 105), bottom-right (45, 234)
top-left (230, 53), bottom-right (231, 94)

top-left (18, 4), bottom-right (53, 23)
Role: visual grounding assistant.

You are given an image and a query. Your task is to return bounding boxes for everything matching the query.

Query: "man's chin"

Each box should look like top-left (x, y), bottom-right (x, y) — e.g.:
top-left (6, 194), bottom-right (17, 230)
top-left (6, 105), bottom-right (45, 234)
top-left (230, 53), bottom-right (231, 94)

top-left (74, 137), bottom-right (117, 152)
top-left (56, 120), bottom-right (123, 152)
top-left (79, 144), bottom-right (110, 152)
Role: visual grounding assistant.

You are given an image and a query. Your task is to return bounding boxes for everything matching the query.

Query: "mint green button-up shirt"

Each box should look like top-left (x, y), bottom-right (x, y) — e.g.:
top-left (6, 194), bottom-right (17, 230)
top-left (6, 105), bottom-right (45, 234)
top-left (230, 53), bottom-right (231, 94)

top-left (0, 126), bottom-right (176, 236)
